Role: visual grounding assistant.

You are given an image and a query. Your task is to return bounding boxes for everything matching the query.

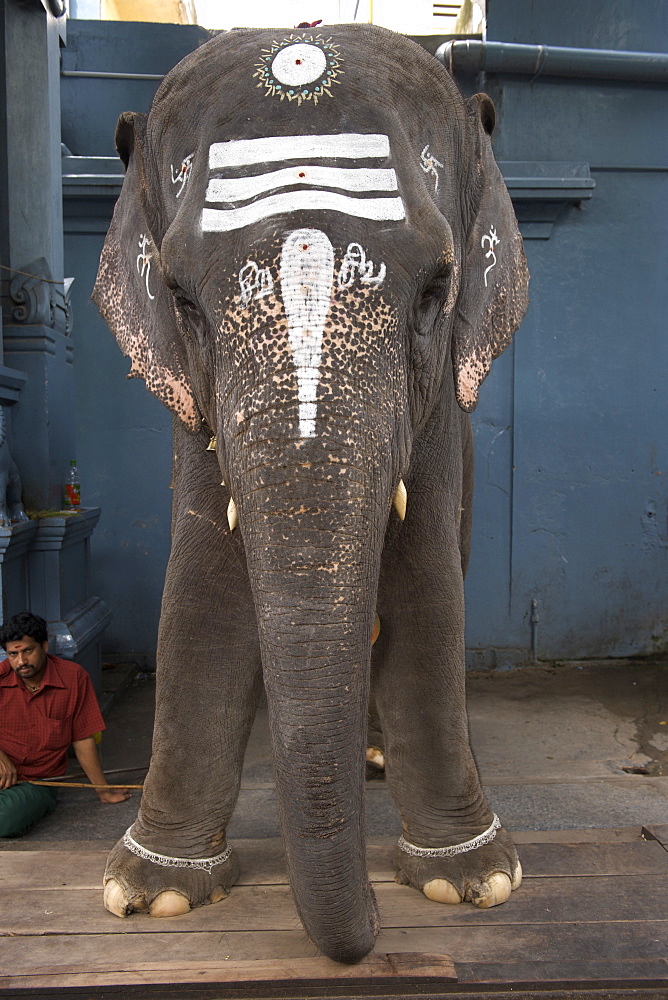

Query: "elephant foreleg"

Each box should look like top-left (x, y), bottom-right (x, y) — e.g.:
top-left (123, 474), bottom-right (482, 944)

top-left (373, 486), bottom-right (521, 909)
top-left (104, 433), bottom-right (262, 918)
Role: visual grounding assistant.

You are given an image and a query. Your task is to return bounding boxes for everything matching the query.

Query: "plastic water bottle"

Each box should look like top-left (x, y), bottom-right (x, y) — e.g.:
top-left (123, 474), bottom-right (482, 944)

top-left (64, 459), bottom-right (80, 509)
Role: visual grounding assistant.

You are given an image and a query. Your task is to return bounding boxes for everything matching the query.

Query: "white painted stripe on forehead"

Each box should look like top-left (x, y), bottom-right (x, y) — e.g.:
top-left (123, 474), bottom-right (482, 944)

top-left (209, 134), bottom-right (391, 169)
top-left (206, 166), bottom-right (398, 203)
top-left (202, 191), bottom-right (405, 232)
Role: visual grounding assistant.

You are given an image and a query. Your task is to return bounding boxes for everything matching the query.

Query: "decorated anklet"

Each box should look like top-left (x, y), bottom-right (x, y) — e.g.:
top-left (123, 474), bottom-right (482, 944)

top-left (398, 814), bottom-right (501, 858)
top-left (122, 827), bottom-right (232, 874)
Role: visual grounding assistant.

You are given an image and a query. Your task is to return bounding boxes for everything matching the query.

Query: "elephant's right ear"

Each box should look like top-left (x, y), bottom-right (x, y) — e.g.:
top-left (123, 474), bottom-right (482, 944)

top-left (93, 111), bottom-right (201, 431)
top-left (451, 94), bottom-right (529, 412)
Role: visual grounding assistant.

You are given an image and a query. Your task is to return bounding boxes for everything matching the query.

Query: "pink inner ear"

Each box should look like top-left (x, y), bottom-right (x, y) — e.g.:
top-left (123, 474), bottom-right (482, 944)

top-left (144, 362), bottom-right (200, 430)
top-left (455, 355), bottom-right (489, 412)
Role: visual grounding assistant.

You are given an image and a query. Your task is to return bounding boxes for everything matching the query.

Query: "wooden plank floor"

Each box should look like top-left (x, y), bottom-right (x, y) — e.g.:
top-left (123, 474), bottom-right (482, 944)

top-left (0, 828), bottom-right (667, 994)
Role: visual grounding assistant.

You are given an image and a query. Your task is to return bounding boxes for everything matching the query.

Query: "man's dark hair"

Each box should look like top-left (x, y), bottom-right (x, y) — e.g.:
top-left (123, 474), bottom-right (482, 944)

top-left (0, 611), bottom-right (48, 648)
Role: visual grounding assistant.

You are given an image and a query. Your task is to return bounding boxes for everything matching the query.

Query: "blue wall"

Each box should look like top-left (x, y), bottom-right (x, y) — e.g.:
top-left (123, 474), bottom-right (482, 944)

top-left (62, 5), bottom-right (668, 665)
top-left (463, 0), bottom-right (667, 662)
top-left (62, 23), bottom-right (207, 663)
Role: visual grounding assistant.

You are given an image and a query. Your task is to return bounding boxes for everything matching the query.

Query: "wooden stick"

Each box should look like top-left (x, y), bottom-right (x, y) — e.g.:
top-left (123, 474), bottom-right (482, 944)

top-left (29, 780), bottom-right (143, 789)
top-left (50, 765), bottom-right (149, 780)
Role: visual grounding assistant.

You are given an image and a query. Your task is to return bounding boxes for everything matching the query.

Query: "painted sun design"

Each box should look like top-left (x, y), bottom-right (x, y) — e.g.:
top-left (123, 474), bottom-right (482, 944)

top-left (253, 34), bottom-right (343, 106)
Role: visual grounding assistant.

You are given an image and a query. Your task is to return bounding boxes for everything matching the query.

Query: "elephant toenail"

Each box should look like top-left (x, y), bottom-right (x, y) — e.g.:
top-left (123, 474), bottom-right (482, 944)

top-left (511, 860), bottom-right (523, 890)
top-left (423, 878), bottom-right (462, 904)
top-left (103, 878), bottom-right (131, 918)
top-left (149, 890), bottom-right (191, 917)
top-left (210, 886), bottom-right (228, 903)
top-left (472, 872), bottom-right (512, 908)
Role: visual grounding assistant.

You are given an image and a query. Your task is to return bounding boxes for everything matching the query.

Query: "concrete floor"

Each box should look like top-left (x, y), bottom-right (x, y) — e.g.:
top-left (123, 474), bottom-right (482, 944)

top-left (3, 658), bottom-right (667, 846)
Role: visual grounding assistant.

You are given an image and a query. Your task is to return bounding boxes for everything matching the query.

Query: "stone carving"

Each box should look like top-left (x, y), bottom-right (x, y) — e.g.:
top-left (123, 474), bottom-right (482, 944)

top-left (8, 258), bottom-right (74, 333)
top-left (0, 407), bottom-right (29, 528)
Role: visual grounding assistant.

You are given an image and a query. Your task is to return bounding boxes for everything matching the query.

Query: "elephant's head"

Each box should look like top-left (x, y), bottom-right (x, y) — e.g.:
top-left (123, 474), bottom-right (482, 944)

top-left (94, 24), bottom-right (528, 962)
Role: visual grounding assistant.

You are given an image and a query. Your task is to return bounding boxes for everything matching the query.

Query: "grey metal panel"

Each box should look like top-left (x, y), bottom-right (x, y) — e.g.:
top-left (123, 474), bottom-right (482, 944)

top-left (60, 19), bottom-right (208, 156)
top-left (486, 0), bottom-right (668, 53)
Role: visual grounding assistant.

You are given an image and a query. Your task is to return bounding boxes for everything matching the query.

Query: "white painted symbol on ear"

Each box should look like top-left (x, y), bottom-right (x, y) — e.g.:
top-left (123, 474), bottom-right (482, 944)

top-left (481, 225), bottom-right (500, 286)
top-left (136, 234), bottom-right (155, 300)
top-left (271, 43), bottom-right (327, 87)
top-left (238, 261), bottom-right (274, 307)
top-left (170, 154), bottom-right (193, 198)
top-left (338, 243), bottom-right (386, 290)
top-left (420, 145), bottom-right (444, 193)
top-left (279, 229), bottom-right (334, 439)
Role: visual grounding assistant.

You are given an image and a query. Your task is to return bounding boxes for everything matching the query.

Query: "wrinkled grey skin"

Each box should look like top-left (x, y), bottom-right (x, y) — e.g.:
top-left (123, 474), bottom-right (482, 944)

top-left (94, 24), bottom-right (528, 963)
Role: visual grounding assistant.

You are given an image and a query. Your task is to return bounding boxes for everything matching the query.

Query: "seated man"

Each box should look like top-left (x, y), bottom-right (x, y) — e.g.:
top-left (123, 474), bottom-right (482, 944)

top-left (0, 611), bottom-right (130, 837)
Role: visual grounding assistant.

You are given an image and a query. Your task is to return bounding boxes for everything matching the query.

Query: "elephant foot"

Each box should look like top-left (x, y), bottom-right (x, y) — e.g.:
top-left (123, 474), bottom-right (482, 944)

top-left (103, 829), bottom-right (239, 918)
top-left (394, 815), bottom-right (522, 909)
top-left (365, 746), bottom-right (385, 780)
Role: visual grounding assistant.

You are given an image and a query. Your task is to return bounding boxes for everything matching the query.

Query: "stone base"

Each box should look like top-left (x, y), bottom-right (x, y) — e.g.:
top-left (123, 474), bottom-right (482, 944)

top-left (0, 508), bottom-right (111, 692)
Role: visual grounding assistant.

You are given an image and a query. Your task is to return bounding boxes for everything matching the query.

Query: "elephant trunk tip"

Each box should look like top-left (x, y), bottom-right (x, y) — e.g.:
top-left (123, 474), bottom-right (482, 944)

top-left (311, 922), bottom-right (379, 965)
top-left (301, 886), bottom-right (380, 964)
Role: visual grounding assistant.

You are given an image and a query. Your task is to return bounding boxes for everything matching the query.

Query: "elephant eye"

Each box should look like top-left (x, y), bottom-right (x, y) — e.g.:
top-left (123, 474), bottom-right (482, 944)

top-left (415, 273), bottom-right (450, 336)
top-left (172, 288), bottom-right (207, 343)
top-left (172, 288), bottom-right (199, 317)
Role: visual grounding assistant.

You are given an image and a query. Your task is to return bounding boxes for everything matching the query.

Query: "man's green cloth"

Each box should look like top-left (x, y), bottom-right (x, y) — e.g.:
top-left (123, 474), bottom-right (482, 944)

top-left (0, 781), bottom-right (57, 837)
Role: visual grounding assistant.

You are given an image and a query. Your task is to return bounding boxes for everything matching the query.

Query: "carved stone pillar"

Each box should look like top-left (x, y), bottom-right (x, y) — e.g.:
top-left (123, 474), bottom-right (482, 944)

top-left (3, 258), bottom-right (75, 510)
top-left (1, 0), bottom-right (71, 509)
top-left (0, 1), bottom-right (111, 686)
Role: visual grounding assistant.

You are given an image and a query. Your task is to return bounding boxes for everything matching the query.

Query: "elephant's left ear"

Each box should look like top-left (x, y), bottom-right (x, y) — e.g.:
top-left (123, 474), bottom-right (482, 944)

top-left (93, 111), bottom-right (201, 431)
top-left (452, 94), bottom-right (529, 412)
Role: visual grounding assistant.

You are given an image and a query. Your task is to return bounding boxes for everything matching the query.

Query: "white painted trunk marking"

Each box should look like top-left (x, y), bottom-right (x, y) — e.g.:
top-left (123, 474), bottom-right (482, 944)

top-left (279, 229), bottom-right (334, 439)
top-left (208, 133), bottom-right (390, 169)
top-left (202, 192), bottom-right (405, 232)
top-left (206, 166), bottom-right (397, 202)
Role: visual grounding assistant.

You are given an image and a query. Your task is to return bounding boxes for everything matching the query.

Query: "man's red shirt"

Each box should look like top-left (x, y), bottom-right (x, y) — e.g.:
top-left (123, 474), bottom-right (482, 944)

top-left (0, 654), bottom-right (105, 779)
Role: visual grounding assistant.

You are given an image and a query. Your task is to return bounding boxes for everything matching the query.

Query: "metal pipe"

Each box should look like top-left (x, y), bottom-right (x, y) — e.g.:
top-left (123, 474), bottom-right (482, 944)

top-left (64, 43), bottom-right (668, 87)
top-left (437, 40), bottom-right (668, 84)
top-left (61, 70), bottom-right (165, 81)
top-left (46, 0), bottom-right (66, 16)
top-left (530, 598), bottom-right (540, 664)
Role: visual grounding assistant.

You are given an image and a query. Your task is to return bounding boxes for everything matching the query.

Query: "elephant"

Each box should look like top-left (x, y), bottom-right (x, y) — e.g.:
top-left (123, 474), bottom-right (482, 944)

top-left (93, 23), bottom-right (529, 964)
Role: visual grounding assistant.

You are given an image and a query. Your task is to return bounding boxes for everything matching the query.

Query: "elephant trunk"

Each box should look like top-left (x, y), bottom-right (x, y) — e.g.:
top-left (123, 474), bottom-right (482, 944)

top-left (261, 598), bottom-right (379, 962)
top-left (234, 446), bottom-right (393, 962)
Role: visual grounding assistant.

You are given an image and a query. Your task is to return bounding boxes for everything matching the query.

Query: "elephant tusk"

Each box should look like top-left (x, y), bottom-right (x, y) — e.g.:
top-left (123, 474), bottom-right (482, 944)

top-left (206, 435), bottom-right (217, 451)
top-left (227, 497), bottom-right (238, 532)
top-left (393, 480), bottom-right (407, 521)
